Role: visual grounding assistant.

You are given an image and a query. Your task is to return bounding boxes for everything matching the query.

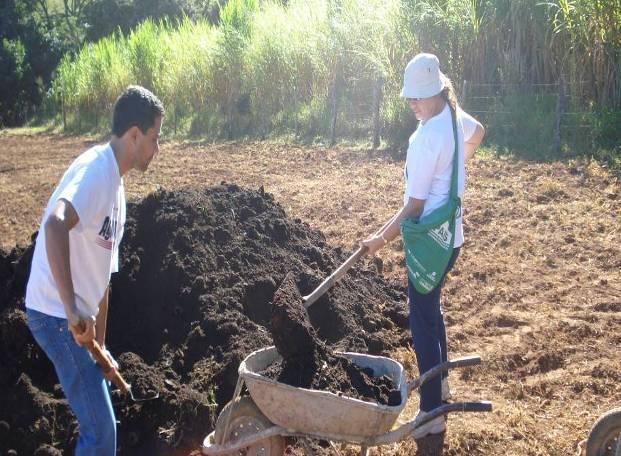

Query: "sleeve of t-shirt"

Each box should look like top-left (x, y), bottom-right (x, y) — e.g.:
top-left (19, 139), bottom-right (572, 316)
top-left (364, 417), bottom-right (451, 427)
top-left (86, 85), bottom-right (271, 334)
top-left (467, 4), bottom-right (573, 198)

top-left (459, 108), bottom-right (479, 142)
top-left (405, 130), bottom-right (441, 201)
top-left (56, 163), bottom-right (106, 228)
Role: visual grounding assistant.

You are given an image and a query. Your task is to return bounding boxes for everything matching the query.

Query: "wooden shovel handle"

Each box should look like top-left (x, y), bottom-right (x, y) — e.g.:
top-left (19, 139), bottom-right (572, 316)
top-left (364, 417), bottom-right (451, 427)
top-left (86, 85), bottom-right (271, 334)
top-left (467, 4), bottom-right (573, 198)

top-left (303, 246), bottom-right (368, 309)
top-left (84, 339), bottom-right (131, 393)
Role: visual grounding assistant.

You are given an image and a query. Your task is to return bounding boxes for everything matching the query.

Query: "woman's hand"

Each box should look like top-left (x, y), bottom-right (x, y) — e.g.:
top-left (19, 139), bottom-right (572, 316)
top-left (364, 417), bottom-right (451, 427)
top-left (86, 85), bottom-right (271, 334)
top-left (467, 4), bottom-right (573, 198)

top-left (361, 235), bottom-right (386, 256)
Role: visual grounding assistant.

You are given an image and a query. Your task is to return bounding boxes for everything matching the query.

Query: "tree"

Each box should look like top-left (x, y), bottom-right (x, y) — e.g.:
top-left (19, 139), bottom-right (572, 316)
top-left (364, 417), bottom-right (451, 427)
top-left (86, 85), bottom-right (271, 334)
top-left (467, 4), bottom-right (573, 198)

top-left (0, 38), bottom-right (35, 126)
top-left (0, 0), bottom-right (71, 126)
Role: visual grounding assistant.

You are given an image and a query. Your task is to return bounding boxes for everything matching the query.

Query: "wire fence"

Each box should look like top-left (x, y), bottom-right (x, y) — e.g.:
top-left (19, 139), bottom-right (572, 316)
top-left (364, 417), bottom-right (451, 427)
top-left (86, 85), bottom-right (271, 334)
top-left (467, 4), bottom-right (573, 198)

top-left (459, 79), bottom-right (616, 156)
top-left (44, 76), bottom-right (619, 156)
top-left (324, 77), bottom-right (614, 154)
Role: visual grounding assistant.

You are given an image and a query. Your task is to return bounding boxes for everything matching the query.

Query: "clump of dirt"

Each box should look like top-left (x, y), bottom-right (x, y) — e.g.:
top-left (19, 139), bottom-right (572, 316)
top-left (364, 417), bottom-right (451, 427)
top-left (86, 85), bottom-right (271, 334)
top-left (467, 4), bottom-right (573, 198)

top-left (266, 272), bottom-right (400, 405)
top-left (0, 184), bottom-right (408, 455)
top-left (271, 273), bottom-right (318, 360)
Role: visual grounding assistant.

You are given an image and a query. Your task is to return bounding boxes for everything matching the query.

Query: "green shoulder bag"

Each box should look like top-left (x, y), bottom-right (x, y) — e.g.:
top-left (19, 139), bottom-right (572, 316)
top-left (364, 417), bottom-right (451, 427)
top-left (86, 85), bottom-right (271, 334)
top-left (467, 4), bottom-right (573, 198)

top-left (400, 107), bottom-right (461, 294)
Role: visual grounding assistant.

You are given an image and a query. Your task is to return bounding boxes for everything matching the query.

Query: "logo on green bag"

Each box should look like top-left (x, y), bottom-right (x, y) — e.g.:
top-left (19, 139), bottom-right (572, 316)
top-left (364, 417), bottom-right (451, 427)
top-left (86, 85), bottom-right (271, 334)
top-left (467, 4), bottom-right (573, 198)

top-left (428, 221), bottom-right (452, 249)
top-left (406, 264), bottom-right (420, 279)
top-left (419, 278), bottom-right (433, 292)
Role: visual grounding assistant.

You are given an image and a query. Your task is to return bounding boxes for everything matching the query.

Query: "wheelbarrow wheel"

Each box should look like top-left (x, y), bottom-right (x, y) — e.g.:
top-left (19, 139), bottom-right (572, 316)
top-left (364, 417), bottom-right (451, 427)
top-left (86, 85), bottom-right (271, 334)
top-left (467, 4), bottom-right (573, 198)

top-left (586, 408), bottom-right (621, 456)
top-left (214, 396), bottom-right (285, 456)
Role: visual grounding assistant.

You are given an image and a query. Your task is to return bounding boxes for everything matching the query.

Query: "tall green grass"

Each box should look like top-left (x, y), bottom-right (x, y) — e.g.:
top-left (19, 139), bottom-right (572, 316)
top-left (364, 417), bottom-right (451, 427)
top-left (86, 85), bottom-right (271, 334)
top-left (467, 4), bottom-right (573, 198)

top-left (49, 0), bottom-right (621, 157)
top-left (51, 0), bottom-right (415, 140)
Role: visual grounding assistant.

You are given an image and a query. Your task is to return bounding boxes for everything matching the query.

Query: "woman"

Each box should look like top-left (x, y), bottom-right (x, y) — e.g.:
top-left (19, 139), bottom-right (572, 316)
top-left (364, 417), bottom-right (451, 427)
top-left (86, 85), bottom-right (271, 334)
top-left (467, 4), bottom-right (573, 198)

top-left (362, 53), bottom-right (484, 438)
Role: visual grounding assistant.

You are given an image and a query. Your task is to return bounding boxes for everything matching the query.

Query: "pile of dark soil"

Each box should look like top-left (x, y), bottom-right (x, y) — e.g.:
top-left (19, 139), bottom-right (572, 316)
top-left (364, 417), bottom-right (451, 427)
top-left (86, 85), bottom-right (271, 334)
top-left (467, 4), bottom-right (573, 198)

top-left (0, 184), bottom-right (409, 455)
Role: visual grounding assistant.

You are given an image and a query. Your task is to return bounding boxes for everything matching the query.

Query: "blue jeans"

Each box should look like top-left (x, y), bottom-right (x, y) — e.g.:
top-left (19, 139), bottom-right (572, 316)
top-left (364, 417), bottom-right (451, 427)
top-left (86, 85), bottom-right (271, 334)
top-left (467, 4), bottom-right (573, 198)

top-left (26, 308), bottom-right (116, 455)
top-left (408, 248), bottom-right (460, 412)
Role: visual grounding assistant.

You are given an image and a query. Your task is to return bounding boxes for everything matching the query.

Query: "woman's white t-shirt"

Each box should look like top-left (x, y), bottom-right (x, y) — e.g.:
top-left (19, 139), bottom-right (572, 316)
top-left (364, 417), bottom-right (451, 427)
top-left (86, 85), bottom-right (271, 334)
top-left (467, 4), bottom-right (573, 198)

top-left (26, 144), bottom-right (126, 319)
top-left (403, 105), bottom-right (478, 248)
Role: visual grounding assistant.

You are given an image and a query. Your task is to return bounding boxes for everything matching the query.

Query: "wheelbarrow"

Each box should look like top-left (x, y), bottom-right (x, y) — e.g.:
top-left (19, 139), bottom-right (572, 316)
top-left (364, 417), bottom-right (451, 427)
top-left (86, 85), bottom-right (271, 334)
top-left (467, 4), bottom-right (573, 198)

top-left (202, 346), bottom-right (492, 455)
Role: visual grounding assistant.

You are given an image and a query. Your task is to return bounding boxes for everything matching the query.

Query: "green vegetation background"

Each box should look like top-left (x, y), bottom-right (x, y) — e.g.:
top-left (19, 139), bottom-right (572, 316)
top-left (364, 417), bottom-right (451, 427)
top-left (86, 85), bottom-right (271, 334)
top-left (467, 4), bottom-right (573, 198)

top-left (1, 0), bottom-right (620, 165)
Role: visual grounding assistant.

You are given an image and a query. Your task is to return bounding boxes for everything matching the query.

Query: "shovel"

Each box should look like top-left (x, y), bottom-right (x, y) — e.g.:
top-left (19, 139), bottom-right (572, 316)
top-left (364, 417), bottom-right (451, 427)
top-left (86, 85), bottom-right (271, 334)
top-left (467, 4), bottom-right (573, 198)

top-left (301, 215), bottom-right (396, 308)
top-left (83, 338), bottom-right (159, 403)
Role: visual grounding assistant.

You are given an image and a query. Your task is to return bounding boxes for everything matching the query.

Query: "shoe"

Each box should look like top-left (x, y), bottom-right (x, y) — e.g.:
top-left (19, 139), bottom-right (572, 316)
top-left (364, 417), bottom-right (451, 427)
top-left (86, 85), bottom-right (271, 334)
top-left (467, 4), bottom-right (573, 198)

top-left (413, 410), bottom-right (446, 439)
top-left (441, 378), bottom-right (451, 402)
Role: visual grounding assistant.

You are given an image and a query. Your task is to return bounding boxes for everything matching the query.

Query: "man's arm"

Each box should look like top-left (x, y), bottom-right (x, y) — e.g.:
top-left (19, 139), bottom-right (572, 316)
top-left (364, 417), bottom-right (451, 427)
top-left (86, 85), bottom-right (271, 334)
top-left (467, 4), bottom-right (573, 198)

top-left (45, 198), bottom-right (95, 345)
top-left (95, 287), bottom-right (119, 374)
top-left (96, 287), bottom-right (110, 348)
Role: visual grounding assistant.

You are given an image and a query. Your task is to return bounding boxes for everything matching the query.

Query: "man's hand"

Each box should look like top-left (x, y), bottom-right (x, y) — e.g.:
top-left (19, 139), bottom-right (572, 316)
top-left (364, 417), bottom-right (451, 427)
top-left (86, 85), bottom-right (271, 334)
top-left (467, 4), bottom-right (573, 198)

top-left (68, 315), bottom-right (96, 346)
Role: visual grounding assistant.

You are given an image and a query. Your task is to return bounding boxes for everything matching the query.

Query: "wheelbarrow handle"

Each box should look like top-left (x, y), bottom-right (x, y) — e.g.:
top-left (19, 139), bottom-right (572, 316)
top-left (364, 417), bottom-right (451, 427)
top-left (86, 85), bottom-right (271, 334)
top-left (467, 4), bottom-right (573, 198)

top-left (367, 401), bottom-right (493, 446)
top-left (303, 246), bottom-right (368, 308)
top-left (84, 339), bottom-right (132, 394)
top-left (407, 355), bottom-right (481, 394)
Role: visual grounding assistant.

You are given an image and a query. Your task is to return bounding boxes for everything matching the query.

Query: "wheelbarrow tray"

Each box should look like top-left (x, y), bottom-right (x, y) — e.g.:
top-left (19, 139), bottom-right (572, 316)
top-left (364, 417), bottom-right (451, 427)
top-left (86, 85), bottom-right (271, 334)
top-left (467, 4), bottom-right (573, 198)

top-left (239, 346), bottom-right (408, 440)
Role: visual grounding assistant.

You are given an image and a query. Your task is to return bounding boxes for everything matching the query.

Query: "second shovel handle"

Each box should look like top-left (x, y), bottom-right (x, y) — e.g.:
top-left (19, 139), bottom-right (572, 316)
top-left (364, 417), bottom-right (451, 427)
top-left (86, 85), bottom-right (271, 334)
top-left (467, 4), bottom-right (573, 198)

top-left (303, 246), bottom-right (368, 308)
top-left (84, 340), bottom-right (131, 393)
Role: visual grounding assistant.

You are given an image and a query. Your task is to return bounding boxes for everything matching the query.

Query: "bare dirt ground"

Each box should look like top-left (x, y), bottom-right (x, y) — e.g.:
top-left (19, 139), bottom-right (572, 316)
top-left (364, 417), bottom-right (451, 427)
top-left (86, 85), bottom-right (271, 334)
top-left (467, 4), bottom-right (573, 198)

top-left (0, 132), bottom-right (620, 455)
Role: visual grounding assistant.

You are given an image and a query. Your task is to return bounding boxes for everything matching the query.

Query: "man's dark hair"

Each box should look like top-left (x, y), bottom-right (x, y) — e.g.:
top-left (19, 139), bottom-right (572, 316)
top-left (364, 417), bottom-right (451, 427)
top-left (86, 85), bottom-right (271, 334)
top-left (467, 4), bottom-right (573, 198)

top-left (112, 85), bottom-right (164, 137)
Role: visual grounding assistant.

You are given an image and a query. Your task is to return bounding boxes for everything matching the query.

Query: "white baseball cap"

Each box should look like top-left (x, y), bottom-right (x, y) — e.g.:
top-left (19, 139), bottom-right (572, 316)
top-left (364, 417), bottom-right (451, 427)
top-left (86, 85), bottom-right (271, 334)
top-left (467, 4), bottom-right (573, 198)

top-left (400, 53), bottom-right (445, 99)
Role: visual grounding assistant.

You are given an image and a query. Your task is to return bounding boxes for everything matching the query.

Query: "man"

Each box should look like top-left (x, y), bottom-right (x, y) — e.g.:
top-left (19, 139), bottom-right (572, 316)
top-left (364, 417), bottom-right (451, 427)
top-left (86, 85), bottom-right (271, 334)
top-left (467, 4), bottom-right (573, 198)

top-left (25, 85), bottom-right (164, 455)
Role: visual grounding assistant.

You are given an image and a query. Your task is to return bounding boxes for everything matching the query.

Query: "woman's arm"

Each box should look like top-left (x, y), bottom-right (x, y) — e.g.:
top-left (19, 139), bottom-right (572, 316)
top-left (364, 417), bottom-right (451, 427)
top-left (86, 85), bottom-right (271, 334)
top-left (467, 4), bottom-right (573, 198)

top-left (465, 123), bottom-right (485, 162)
top-left (362, 197), bottom-right (425, 256)
top-left (460, 108), bottom-right (485, 162)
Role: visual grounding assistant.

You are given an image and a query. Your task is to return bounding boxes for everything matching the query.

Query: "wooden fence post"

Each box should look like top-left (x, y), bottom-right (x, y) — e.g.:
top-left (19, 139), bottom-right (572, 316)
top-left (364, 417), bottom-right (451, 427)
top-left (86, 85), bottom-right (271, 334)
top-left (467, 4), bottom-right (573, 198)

top-left (293, 86), bottom-right (299, 139)
top-left (62, 90), bottom-right (66, 132)
top-left (371, 76), bottom-right (384, 149)
top-left (461, 80), bottom-right (469, 105)
top-left (227, 93), bottom-right (233, 140)
top-left (553, 75), bottom-right (566, 154)
top-left (173, 100), bottom-right (177, 135)
top-left (329, 75), bottom-right (340, 146)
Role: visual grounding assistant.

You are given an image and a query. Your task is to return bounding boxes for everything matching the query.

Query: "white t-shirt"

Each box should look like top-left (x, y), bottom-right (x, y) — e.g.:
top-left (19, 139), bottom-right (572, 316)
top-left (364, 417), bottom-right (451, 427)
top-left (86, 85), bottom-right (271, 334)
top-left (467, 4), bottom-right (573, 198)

top-left (403, 105), bottom-right (478, 248)
top-left (26, 143), bottom-right (126, 319)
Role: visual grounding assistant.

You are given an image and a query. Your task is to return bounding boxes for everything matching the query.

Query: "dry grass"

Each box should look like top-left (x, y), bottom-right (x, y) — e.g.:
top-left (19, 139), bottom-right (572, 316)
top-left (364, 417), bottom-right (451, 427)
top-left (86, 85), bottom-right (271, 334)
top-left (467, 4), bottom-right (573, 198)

top-left (0, 133), bottom-right (620, 455)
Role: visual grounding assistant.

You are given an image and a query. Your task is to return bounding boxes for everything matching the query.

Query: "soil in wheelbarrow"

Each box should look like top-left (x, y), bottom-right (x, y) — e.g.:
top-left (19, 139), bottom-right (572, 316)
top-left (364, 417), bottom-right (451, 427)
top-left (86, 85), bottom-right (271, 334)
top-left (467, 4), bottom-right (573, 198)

top-left (264, 272), bottom-right (401, 406)
top-left (0, 184), bottom-right (409, 455)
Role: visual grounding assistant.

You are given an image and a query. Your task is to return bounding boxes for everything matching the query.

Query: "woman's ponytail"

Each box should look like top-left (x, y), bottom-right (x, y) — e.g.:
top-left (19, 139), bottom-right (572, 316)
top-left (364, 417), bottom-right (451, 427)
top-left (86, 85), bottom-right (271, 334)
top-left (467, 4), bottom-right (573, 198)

top-left (440, 76), bottom-right (458, 112)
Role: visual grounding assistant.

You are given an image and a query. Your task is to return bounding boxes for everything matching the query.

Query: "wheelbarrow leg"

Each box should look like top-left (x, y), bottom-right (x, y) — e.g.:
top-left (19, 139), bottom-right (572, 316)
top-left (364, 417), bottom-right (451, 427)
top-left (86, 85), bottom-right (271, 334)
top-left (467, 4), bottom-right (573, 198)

top-left (327, 440), bottom-right (342, 455)
top-left (217, 376), bottom-right (245, 445)
top-left (299, 438), bottom-right (315, 455)
top-left (359, 444), bottom-right (368, 456)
